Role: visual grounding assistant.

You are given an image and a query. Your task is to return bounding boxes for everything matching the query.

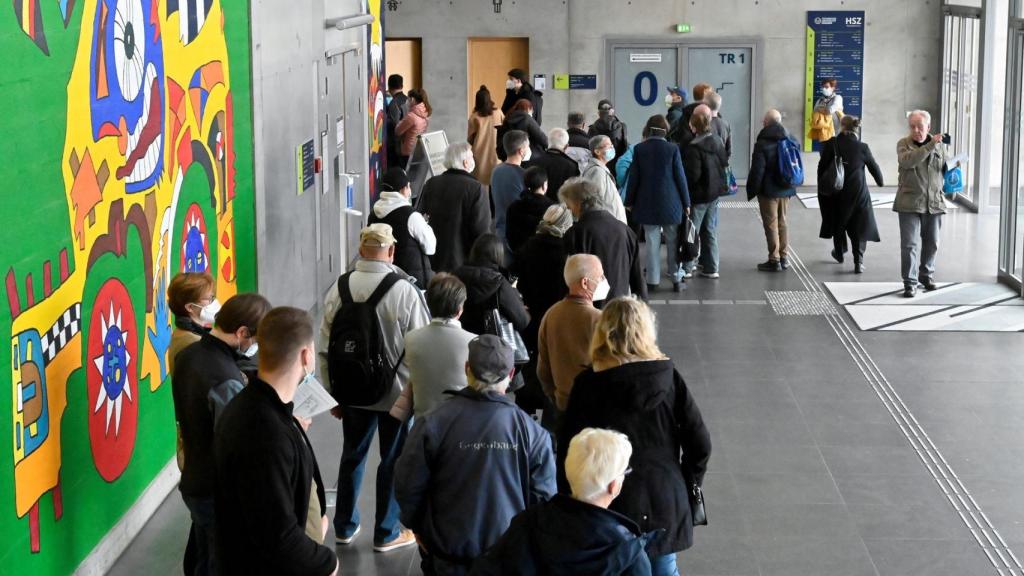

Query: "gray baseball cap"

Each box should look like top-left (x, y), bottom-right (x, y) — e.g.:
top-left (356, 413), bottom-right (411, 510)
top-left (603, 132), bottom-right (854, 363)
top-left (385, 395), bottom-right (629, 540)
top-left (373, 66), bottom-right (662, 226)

top-left (467, 335), bottom-right (514, 384)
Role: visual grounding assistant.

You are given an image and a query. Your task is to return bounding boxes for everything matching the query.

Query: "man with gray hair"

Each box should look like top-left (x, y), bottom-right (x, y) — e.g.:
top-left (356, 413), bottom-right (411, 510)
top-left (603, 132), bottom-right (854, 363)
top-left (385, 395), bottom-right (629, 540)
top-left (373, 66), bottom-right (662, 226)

top-left (417, 142), bottom-right (491, 272)
top-left (705, 92), bottom-right (732, 159)
top-left (748, 108), bottom-right (799, 272)
top-left (894, 109), bottom-right (950, 298)
top-left (561, 178), bottom-right (646, 300)
top-left (395, 334), bottom-right (555, 575)
top-left (471, 428), bottom-right (655, 575)
top-left (537, 254), bottom-right (605, 422)
top-left (524, 127), bottom-right (581, 202)
top-left (581, 135), bottom-right (628, 223)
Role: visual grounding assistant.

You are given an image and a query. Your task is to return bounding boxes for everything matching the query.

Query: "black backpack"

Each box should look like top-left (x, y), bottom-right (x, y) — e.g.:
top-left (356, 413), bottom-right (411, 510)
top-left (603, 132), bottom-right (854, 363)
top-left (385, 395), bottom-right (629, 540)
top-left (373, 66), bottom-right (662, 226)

top-left (327, 272), bottom-right (404, 407)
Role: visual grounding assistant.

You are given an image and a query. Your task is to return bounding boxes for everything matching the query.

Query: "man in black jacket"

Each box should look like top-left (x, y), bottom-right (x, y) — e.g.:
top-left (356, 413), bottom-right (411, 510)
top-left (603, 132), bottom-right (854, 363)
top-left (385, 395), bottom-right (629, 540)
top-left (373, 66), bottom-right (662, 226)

top-left (560, 178), bottom-right (647, 301)
top-left (566, 112), bottom-right (590, 149)
top-left (502, 68), bottom-right (542, 124)
top-left (214, 307), bottom-right (338, 576)
top-left (417, 142), bottom-right (492, 272)
top-left (385, 74), bottom-right (408, 170)
top-left (747, 109), bottom-right (799, 271)
top-left (471, 428), bottom-right (655, 575)
top-left (524, 127), bottom-right (581, 203)
top-left (173, 293), bottom-right (271, 575)
top-left (505, 166), bottom-right (555, 254)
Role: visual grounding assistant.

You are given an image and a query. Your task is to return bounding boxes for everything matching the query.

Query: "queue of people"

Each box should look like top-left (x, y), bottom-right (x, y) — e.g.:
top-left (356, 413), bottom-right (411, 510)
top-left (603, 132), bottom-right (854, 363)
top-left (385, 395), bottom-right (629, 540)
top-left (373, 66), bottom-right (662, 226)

top-left (165, 73), bottom-right (951, 576)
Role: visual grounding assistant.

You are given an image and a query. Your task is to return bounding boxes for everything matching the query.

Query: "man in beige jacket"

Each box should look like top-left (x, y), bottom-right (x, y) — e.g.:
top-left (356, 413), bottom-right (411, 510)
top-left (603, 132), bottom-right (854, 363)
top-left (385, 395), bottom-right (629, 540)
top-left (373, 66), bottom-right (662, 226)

top-left (894, 110), bottom-right (950, 298)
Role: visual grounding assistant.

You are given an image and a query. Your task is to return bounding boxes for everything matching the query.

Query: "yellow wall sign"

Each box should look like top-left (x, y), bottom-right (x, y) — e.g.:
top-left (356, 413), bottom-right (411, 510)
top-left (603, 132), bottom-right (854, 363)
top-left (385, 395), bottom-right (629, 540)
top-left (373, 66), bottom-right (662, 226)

top-left (554, 74), bottom-right (570, 90)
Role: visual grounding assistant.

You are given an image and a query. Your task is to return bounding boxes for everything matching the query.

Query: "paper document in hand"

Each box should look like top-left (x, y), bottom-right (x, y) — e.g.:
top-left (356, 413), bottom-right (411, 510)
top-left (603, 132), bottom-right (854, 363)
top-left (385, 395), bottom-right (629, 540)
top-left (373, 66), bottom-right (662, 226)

top-left (292, 379), bottom-right (339, 420)
top-left (949, 153), bottom-right (969, 167)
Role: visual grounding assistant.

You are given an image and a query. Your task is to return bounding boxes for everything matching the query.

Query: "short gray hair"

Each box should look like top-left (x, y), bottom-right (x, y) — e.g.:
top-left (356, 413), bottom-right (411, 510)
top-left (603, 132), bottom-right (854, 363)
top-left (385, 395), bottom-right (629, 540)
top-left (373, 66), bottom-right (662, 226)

top-left (558, 177), bottom-right (601, 211)
top-left (426, 273), bottom-right (466, 319)
top-left (908, 110), bottom-right (932, 126)
top-left (764, 108), bottom-right (782, 124)
top-left (565, 428), bottom-right (633, 502)
top-left (704, 92), bottom-right (722, 112)
top-left (503, 130), bottom-right (530, 157)
top-left (549, 128), bottom-right (569, 150)
top-left (443, 142), bottom-right (473, 170)
top-left (588, 135), bottom-right (611, 152)
top-left (564, 254), bottom-right (602, 289)
top-left (468, 373), bottom-right (511, 393)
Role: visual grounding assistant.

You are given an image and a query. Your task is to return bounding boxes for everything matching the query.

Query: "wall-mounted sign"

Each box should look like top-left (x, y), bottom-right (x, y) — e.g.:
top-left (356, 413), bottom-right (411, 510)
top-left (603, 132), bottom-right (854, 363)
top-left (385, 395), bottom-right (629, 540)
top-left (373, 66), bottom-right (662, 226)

top-left (675, 23), bottom-right (692, 33)
top-left (568, 75), bottom-right (598, 90)
top-left (804, 10), bottom-right (865, 151)
top-left (630, 53), bottom-right (663, 63)
top-left (554, 74), bottom-right (569, 90)
top-left (297, 139), bottom-right (315, 195)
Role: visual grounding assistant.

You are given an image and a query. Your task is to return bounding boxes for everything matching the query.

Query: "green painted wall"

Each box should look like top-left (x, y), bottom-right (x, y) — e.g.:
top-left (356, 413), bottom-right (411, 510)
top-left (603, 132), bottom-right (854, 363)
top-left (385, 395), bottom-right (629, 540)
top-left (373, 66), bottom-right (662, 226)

top-left (0, 0), bottom-right (255, 573)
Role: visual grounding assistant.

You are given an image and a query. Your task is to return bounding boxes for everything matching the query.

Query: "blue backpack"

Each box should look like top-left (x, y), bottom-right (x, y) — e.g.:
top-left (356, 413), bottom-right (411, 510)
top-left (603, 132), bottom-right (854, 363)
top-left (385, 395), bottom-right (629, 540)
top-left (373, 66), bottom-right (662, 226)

top-left (776, 137), bottom-right (805, 187)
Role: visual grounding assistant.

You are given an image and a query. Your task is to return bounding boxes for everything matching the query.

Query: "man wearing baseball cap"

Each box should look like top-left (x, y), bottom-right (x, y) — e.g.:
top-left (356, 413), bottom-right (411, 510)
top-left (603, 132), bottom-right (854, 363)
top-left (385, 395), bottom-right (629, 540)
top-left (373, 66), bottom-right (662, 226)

top-left (396, 334), bottom-right (555, 575)
top-left (319, 222), bottom-right (430, 553)
top-left (665, 86), bottom-right (688, 128)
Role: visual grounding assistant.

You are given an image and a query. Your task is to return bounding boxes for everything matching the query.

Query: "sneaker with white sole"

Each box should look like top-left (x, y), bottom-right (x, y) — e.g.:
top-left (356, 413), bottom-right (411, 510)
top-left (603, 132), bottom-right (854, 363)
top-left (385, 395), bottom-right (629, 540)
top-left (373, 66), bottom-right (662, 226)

top-left (335, 524), bottom-right (360, 545)
top-left (374, 528), bottom-right (418, 553)
top-left (700, 271), bottom-right (720, 279)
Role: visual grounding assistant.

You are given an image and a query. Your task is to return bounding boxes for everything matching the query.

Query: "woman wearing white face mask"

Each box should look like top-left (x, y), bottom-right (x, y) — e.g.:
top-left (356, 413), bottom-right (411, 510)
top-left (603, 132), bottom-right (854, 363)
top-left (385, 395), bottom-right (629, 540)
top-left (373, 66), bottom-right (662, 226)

top-left (172, 292), bottom-right (273, 575)
top-left (501, 68), bottom-right (542, 124)
top-left (168, 272), bottom-right (217, 376)
top-left (809, 78), bottom-right (844, 143)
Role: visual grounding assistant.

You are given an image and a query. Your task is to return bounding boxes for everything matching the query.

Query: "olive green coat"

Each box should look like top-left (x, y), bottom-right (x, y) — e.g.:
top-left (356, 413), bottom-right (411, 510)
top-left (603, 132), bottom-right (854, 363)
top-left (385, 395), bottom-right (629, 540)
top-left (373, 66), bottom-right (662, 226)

top-left (894, 137), bottom-right (949, 214)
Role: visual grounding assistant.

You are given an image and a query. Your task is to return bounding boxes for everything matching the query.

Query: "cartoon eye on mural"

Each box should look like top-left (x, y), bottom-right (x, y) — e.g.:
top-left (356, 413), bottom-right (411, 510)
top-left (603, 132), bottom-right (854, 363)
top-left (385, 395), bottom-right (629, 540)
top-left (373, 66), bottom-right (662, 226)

top-left (90, 0), bottom-right (166, 193)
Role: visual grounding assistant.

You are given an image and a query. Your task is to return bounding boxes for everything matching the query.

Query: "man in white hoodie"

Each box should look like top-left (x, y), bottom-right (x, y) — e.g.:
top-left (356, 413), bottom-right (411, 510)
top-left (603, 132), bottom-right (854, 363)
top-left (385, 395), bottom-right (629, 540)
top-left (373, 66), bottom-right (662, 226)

top-left (370, 168), bottom-right (437, 287)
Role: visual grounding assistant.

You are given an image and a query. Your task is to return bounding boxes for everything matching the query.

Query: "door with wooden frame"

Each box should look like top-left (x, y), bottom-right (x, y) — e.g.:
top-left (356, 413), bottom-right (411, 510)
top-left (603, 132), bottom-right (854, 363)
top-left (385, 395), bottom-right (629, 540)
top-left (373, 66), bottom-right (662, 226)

top-left (467, 38), bottom-right (529, 119)
top-left (385, 38), bottom-right (422, 91)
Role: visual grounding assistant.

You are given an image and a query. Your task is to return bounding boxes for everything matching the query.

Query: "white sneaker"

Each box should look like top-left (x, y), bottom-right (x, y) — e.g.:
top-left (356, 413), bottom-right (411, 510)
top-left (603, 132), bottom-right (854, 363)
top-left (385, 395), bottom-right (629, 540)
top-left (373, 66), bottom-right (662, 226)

top-left (336, 524), bottom-right (360, 545)
top-left (700, 271), bottom-right (720, 279)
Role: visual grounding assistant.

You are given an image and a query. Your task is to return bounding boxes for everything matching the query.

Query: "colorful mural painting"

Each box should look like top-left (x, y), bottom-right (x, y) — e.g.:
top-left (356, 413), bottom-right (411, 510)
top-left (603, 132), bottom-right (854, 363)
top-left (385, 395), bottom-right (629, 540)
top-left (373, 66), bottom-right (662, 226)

top-left (0, 0), bottom-right (255, 572)
top-left (366, 0), bottom-right (385, 201)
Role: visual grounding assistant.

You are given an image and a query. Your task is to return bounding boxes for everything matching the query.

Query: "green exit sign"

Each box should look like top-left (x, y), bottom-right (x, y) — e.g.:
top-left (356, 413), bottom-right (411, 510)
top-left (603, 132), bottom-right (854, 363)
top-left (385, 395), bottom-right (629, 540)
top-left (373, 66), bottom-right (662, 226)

top-left (676, 23), bottom-right (692, 33)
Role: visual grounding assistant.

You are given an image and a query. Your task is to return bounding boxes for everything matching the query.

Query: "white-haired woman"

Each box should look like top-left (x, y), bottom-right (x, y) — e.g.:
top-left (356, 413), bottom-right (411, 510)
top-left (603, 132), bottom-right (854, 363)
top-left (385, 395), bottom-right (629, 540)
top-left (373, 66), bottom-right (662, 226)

top-left (558, 297), bottom-right (710, 576)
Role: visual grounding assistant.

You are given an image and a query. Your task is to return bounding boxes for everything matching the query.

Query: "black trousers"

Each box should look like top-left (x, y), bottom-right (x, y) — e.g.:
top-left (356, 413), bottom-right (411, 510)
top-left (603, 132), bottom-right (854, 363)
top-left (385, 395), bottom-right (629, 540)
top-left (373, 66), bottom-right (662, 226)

top-left (833, 232), bottom-right (867, 263)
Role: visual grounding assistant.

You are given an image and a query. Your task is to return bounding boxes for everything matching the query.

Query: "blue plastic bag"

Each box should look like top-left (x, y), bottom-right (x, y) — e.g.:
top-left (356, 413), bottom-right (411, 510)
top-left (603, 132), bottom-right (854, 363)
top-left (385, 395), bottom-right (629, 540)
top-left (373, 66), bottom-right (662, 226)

top-left (943, 165), bottom-right (963, 196)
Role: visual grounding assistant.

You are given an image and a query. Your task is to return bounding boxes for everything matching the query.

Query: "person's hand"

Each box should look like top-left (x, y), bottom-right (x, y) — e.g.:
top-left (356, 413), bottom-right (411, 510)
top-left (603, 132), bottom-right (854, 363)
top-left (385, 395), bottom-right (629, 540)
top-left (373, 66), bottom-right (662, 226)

top-left (931, 133), bottom-right (943, 144)
top-left (685, 206), bottom-right (691, 216)
top-left (321, 515), bottom-right (329, 540)
top-left (415, 532), bottom-right (426, 552)
top-left (297, 416), bottom-right (312, 431)
top-left (330, 406), bottom-right (344, 420)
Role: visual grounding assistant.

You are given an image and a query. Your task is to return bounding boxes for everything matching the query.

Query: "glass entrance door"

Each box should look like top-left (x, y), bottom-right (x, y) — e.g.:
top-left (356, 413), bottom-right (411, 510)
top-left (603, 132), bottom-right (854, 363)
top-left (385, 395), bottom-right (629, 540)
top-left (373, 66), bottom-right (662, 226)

top-left (941, 6), bottom-right (983, 210)
top-left (998, 12), bottom-right (1024, 290)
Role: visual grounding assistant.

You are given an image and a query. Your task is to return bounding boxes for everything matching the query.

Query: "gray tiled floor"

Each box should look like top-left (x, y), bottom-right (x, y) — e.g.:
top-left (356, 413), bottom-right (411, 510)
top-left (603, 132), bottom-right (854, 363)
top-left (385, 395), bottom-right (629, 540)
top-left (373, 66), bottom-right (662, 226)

top-left (110, 193), bottom-right (1024, 576)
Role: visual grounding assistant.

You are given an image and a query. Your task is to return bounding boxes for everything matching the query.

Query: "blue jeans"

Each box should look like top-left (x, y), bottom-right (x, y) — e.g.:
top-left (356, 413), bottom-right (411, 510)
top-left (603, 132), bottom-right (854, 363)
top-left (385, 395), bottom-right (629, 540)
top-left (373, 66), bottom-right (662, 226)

top-left (644, 224), bottom-right (684, 285)
top-left (181, 495), bottom-right (216, 576)
top-left (335, 406), bottom-right (409, 544)
top-left (650, 552), bottom-right (680, 576)
top-left (683, 198), bottom-right (720, 274)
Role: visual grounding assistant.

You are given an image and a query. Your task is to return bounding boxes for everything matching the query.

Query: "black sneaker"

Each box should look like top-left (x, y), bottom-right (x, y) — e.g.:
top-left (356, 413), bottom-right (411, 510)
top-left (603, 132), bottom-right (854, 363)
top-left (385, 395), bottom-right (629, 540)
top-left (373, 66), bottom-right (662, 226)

top-left (920, 279), bottom-right (938, 291)
top-left (757, 260), bottom-right (781, 272)
top-left (902, 285), bottom-right (917, 298)
top-left (830, 249), bottom-right (844, 263)
top-left (780, 257), bottom-right (789, 270)
top-left (672, 281), bottom-right (683, 293)
top-left (854, 262), bottom-right (864, 274)
top-left (647, 283), bottom-right (659, 293)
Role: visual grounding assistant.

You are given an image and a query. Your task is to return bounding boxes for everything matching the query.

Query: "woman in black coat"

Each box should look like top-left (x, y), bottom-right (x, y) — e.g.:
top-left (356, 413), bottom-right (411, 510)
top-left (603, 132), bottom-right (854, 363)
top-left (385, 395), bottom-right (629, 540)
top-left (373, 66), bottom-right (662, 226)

top-left (817, 116), bottom-right (884, 273)
top-left (558, 298), bottom-right (711, 576)
top-left (498, 99), bottom-right (548, 160)
top-left (454, 234), bottom-right (530, 336)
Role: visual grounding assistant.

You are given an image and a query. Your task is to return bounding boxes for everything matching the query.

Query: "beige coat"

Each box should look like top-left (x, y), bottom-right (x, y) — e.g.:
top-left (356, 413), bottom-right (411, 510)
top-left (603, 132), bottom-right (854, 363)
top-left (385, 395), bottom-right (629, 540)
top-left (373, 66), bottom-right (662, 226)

top-left (468, 109), bottom-right (504, 185)
top-left (894, 137), bottom-right (949, 215)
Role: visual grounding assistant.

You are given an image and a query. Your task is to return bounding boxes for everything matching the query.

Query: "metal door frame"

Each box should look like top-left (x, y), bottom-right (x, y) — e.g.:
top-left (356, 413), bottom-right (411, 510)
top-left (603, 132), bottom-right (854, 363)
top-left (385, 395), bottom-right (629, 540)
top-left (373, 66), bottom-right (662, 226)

top-left (941, 5), bottom-right (983, 212)
top-left (997, 4), bottom-right (1024, 293)
top-left (606, 38), bottom-right (764, 180)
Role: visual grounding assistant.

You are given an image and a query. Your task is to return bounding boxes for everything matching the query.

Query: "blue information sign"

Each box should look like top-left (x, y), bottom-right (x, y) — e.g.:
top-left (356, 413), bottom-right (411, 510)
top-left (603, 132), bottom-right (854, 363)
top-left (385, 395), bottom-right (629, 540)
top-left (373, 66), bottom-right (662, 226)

top-left (804, 11), bottom-right (865, 151)
top-left (568, 74), bottom-right (598, 90)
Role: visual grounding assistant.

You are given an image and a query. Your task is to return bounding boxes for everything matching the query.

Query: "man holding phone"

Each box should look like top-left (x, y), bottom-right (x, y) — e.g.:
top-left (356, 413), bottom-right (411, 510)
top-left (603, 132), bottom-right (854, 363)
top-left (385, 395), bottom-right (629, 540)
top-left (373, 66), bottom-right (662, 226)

top-left (894, 110), bottom-right (951, 298)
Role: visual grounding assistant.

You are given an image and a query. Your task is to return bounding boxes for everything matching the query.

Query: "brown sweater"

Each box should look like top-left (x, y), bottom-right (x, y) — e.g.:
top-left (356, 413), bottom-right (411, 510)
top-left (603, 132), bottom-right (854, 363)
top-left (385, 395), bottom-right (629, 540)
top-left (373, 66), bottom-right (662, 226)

top-left (536, 297), bottom-right (601, 411)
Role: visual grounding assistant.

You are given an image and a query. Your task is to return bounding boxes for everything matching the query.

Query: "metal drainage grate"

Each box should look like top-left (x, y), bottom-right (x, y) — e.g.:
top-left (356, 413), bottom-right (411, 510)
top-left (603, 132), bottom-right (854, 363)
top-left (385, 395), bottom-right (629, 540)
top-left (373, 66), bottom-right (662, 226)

top-left (717, 199), bottom-right (755, 209)
top-left (765, 291), bottom-right (838, 316)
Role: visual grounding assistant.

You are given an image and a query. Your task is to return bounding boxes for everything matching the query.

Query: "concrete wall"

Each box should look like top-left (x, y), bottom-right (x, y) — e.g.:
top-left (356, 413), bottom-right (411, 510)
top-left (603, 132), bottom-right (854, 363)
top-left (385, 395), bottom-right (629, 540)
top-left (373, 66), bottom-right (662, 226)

top-left (387, 0), bottom-right (944, 180)
top-left (252, 0), bottom-right (371, 310)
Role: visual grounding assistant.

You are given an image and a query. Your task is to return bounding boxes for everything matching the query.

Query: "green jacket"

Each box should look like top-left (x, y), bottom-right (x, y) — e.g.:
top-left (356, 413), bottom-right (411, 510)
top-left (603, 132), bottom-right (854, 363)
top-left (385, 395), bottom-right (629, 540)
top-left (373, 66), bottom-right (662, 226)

top-left (894, 136), bottom-right (949, 214)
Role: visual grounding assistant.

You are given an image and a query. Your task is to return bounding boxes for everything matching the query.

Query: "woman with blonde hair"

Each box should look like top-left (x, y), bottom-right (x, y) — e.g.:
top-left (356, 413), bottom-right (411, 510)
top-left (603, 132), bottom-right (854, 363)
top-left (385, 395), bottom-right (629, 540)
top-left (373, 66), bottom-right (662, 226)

top-left (557, 297), bottom-right (711, 576)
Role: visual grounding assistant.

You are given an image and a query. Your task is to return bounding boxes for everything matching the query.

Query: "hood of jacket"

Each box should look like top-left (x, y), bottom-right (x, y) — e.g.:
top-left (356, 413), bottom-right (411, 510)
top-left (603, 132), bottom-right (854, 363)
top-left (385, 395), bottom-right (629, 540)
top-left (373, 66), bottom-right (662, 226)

top-left (526, 495), bottom-right (654, 574)
top-left (756, 122), bottom-right (788, 144)
top-left (691, 132), bottom-right (729, 166)
top-left (591, 359), bottom-right (674, 412)
top-left (593, 115), bottom-right (623, 132)
top-left (409, 101), bottom-right (429, 119)
top-left (504, 110), bottom-right (533, 130)
top-left (456, 264), bottom-right (505, 303)
top-left (373, 191), bottom-right (411, 219)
